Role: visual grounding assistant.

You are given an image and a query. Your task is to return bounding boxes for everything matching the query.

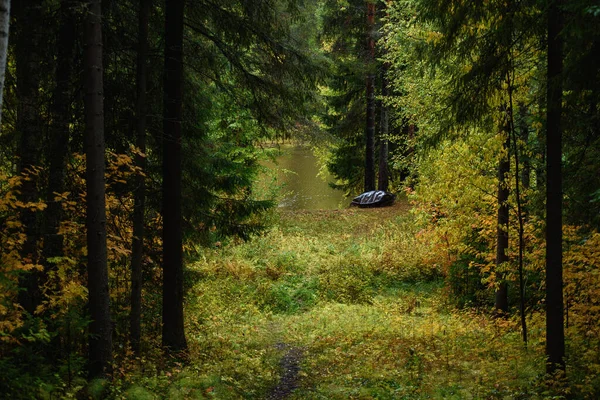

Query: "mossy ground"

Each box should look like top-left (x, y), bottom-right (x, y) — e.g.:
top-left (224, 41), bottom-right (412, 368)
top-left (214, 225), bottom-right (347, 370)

top-left (126, 202), bottom-right (550, 399)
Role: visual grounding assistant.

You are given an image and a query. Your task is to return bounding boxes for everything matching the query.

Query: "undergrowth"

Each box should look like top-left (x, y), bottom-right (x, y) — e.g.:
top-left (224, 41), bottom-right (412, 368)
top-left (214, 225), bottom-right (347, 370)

top-left (113, 201), bottom-right (565, 399)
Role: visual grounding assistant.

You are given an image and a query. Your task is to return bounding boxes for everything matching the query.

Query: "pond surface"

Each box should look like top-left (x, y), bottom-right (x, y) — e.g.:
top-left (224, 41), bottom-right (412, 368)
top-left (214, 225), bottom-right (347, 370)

top-left (259, 145), bottom-right (348, 210)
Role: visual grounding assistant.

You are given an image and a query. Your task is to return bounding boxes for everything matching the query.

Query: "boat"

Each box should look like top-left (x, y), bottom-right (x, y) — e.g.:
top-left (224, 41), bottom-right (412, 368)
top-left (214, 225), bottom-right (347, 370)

top-left (350, 190), bottom-right (395, 208)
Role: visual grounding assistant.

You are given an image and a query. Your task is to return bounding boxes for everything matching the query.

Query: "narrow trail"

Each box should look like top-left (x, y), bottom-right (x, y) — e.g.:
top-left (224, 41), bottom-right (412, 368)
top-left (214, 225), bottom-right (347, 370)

top-left (268, 343), bottom-right (304, 399)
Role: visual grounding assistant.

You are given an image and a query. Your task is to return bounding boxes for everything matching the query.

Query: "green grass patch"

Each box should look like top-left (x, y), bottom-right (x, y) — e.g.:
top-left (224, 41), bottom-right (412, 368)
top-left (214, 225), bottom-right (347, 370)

top-left (126, 201), bottom-right (550, 399)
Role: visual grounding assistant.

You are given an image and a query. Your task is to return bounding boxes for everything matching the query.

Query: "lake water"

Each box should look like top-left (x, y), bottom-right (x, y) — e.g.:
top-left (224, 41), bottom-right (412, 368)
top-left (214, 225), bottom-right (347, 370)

top-left (258, 145), bottom-right (348, 210)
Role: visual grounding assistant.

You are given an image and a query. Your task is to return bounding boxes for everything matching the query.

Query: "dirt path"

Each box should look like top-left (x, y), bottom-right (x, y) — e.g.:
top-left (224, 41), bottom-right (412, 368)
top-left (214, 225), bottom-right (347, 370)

top-left (267, 343), bottom-right (304, 399)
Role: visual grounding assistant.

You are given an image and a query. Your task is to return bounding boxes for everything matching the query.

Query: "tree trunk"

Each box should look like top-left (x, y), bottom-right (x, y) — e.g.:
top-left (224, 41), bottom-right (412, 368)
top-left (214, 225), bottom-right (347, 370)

top-left (162, 0), bottom-right (187, 353)
top-left (364, 2), bottom-right (376, 192)
top-left (15, 0), bottom-right (44, 314)
top-left (84, 0), bottom-right (113, 378)
top-left (0, 0), bottom-right (9, 125)
top-left (508, 75), bottom-right (528, 345)
top-left (130, 0), bottom-right (150, 355)
top-left (545, 0), bottom-right (565, 374)
top-left (43, 0), bottom-right (77, 276)
top-left (494, 128), bottom-right (510, 314)
top-left (378, 65), bottom-right (389, 192)
top-left (519, 103), bottom-right (531, 192)
top-left (535, 99), bottom-right (546, 191)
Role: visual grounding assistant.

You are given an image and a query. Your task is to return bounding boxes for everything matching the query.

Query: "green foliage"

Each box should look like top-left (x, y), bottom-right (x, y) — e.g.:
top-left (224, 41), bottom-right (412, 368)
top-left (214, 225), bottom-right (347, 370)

top-left (260, 276), bottom-right (319, 314)
top-left (134, 203), bottom-right (568, 399)
top-left (318, 0), bottom-right (409, 193)
top-left (180, 89), bottom-right (277, 245)
top-left (283, 300), bottom-right (545, 399)
top-left (563, 230), bottom-right (600, 397)
top-left (380, 0), bottom-right (600, 396)
top-left (318, 253), bottom-right (374, 304)
top-left (3, 0), bottom-right (600, 396)
top-left (446, 238), bottom-right (489, 309)
top-left (123, 385), bottom-right (157, 400)
top-left (87, 378), bottom-right (111, 400)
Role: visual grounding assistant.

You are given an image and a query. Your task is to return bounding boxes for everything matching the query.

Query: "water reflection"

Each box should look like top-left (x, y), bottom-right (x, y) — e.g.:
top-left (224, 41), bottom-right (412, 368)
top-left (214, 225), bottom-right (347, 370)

top-left (258, 145), bottom-right (348, 210)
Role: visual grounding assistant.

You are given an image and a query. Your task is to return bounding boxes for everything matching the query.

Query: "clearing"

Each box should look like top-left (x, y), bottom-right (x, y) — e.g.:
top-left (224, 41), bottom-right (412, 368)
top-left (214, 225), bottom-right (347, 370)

top-left (129, 202), bottom-right (546, 399)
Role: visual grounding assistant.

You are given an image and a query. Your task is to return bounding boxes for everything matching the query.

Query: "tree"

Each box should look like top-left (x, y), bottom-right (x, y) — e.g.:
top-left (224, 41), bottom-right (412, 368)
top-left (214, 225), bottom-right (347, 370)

top-left (180, 0), bottom-right (319, 243)
top-left (83, 0), bottom-right (113, 378)
top-left (161, 0), bottom-right (187, 353)
top-left (378, 66), bottom-right (390, 192)
top-left (130, 0), bottom-right (151, 355)
top-left (320, 0), bottom-right (392, 194)
top-left (545, 0), bottom-right (565, 374)
top-left (0, 0), bottom-right (324, 393)
top-left (494, 128), bottom-right (509, 314)
top-left (378, 0), bottom-right (392, 193)
top-left (0, 0), bottom-right (9, 125)
top-left (407, 0), bottom-right (540, 318)
top-left (364, 1), bottom-right (376, 192)
top-left (43, 0), bottom-right (77, 280)
top-left (15, 0), bottom-right (45, 314)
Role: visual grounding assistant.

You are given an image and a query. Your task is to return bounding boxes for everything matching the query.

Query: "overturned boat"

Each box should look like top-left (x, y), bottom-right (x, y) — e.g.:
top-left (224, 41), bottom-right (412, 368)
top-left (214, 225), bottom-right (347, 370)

top-left (350, 190), bottom-right (395, 208)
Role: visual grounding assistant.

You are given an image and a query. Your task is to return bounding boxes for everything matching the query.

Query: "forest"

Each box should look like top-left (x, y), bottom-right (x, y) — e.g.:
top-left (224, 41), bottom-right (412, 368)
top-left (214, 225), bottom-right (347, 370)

top-left (0, 0), bottom-right (599, 398)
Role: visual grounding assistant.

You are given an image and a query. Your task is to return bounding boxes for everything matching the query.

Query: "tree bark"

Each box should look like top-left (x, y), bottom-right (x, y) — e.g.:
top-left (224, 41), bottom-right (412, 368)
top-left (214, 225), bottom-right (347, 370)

top-left (494, 128), bottom-right (510, 314)
top-left (545, 0), bottom-right (565, 374)
top-left (364, 2), bottom-right (376, 192)
top-left (0, 0), bottom-right (9, 126)
top-left (84, 0), bottom-right (113, 378)
top-left (130, 0), bottom-right (150, 355)
top-left (519, 103), bottom-right (531, 192)
top-left (378, 65), bottom-right (389, 192)
top-left (162, 0), bottom-right (187, 353)
top-left (15, 0), bottom-right (44, 314)
top-left (508, 75), bottom-right (528, 345)
top-left (43, 0), bottom-right (77, 276)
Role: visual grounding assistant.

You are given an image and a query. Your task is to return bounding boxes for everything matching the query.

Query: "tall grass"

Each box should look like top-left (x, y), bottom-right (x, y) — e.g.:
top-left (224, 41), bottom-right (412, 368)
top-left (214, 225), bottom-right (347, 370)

top-left (122, 202), bottom-right (549, 399)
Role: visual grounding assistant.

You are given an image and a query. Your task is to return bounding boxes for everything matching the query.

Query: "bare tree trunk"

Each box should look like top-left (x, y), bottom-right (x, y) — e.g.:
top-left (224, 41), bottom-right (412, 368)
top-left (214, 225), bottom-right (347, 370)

top-left (519, 103), bottom-right (531, 192)
top-left (130, 0), bottom-right (151, 355)
top-left (378, 66), bottom-right (389, 192)
top-left (508, 74), bottom-right (528, 345)
top-left (364, 1), bottom-right (376, 192)
top-left (43, 0), bottom-right (77, 277)
top-left (42, 2), bottom-right (76, 364)
top-left (545, 0), bottom-right (565, 375)
top-left (84, 0), bottom-right (113, 378)
top-left (0, 0), bottom-right (9, 126)
top-left (15, 0), bottom-right (44, 315)
top-left (494, 127), bottom-right (510, 314)
top-left (162, 0), bottom-right (187, 353)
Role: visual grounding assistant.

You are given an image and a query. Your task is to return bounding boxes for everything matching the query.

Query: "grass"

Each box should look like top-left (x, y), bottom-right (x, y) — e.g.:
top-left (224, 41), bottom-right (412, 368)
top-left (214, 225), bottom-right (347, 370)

top-left (125, 201), bottom-right (551, 399)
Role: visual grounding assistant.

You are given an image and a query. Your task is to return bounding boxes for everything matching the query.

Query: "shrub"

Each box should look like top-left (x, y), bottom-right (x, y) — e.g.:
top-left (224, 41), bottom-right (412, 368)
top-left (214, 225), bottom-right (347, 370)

top-left (318, 255), bottom-right (374, 304)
